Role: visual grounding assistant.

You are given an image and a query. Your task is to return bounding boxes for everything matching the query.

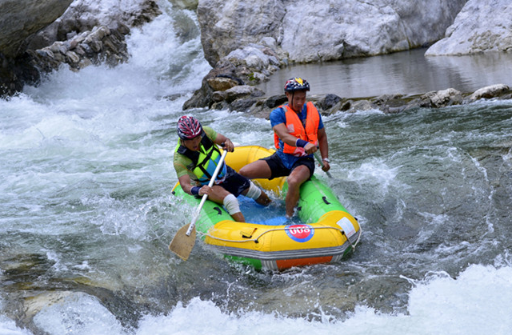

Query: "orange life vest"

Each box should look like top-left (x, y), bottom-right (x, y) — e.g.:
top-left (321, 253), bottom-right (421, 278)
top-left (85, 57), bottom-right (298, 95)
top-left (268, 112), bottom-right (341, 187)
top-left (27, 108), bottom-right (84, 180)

top-left (274, 102), bottom-right (320, 157)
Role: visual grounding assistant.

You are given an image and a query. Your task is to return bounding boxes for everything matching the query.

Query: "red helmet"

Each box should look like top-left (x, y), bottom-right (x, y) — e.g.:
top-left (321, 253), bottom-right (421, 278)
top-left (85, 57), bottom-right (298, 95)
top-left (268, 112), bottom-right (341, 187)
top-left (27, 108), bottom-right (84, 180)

top-left (177, 116), bottom-right (203, 139)
top-left (284, 77), bottom-right (310, 92)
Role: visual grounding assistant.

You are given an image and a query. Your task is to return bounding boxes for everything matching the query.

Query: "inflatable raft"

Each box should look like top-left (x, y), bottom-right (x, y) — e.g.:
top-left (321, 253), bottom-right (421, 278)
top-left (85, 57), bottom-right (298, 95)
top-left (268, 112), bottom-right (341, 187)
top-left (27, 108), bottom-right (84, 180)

top-left (172, 145), bottom-right (361, 270)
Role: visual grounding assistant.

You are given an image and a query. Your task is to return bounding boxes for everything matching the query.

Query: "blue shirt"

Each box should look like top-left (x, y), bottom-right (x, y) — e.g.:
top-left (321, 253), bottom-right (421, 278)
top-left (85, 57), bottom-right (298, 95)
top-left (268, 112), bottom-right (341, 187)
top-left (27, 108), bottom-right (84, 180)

top-left (269, 104), bottom-right (324, 169)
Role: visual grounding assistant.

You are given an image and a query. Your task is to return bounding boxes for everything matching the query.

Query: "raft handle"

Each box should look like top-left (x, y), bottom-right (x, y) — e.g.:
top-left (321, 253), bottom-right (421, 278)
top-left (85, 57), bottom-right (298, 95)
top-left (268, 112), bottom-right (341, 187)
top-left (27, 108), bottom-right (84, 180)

top-left (322, 196), bottom-right (331, 205)
top-left (213, 206), bottom-right (223, 215)
top-left (240, 227), bottom-right (258, 239)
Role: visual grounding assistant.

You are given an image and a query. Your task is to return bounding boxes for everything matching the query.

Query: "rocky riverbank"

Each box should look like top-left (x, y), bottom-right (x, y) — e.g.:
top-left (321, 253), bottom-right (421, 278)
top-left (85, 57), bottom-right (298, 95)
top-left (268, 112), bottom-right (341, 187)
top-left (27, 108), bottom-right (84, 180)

top-left (0, 0), bottom-right (161, 97)
top-left (201, 83), bottom-right (512, 120)
top-left (183, 0), bottom-right (512, 113)
top-left (2, 0), bottom-right (512, 112)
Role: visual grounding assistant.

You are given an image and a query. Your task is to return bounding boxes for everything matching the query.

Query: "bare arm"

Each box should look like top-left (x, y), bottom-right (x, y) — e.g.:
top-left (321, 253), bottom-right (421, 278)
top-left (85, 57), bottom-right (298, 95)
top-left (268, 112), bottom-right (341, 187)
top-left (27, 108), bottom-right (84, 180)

top-left (178, 174), bottom-right (210, 196)
top-left (214, 133), bottom-right (235, 152)
top-left (317, 127), bottom-right (330, 171)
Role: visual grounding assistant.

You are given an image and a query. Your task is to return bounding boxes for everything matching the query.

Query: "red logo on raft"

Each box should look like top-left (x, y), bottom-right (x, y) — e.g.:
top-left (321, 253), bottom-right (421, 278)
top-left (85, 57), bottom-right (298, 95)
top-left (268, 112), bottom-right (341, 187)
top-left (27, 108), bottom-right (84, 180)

top-left (285, 224), bottom-right (314, 243)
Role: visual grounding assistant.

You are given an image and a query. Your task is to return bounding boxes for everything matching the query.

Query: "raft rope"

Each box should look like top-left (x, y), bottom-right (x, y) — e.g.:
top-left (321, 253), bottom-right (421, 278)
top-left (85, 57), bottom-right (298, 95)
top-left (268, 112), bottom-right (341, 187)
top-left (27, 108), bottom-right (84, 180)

top-left (200, 225), bottom-right (362, 250)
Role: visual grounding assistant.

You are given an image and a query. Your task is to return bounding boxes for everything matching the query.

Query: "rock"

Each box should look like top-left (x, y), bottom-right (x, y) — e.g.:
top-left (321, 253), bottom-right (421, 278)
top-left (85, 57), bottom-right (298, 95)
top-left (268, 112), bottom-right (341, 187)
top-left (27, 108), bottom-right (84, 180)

top-left (345, 100), bottom-right (374, 113)
top-left (469, 84), bottom-right (511, 101)
top-left (183, 63), bottom-right (245, 109)
top-left (0, 0), bottom-right (161, 97)
top-left (170, 0), bottom-right (199, 10)
top-left (238, 82), bottom-right (512, 118)
top-left (222, 85), bottom-right (265, 103)
top-left (22, 291), bottom-right (75, 326)
top-left (420, 88), bottom-right (463, 108)
top-left (29, 25), bottom-right (130, 73)
top-left (426, 0), bottom-right (512, 56)
top-left (264, 95), bottom-right (288, 109)
top-left (197, 1), bottom-right (286, 67)
top-left (197, 0), bottom-right (466, 65)
top-left (230, 98), bottom-right (259, 112)
top-left (0, 0), bottom-right (73, 58)
top-left (207, 77), bottom-right (239, 91)
top-left (318, 94), bottom-right (342, 111)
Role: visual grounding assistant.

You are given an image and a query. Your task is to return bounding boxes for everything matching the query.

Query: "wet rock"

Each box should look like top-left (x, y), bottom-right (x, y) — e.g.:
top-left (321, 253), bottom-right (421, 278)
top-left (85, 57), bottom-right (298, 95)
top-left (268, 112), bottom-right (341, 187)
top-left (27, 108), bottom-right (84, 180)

top-left (317, 94), bottom-right (342, 111)
top-left (21, 291), bottom-right (75, 329)
top-left (240, 85), bottom-right (512, 119)
top-left (1, 0), bottom-right (161, 97)
top-left (183, 63), bottom-right (245, 109)
top-left (0, 52), bottom-right (40, 97)
top-left (264, 95), bottom-right (288, 109)
top-left (170, 0), bottom-right (199, 10)
top-left (230, 98), bottom-right (259, 112)
top-left (29, 25), bottom-right (130, 73)
top-left (344, 100), bottom-right (375, 113)
top-left (420, 88), bottom-right (463, 108)
top-left (469, 84), bottom-right (511, 101)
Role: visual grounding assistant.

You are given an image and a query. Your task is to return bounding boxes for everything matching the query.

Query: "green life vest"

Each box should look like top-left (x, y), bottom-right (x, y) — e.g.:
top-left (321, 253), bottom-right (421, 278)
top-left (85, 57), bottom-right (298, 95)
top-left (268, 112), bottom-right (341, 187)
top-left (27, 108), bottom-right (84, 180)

top-left (175, 132), bottom-right (227, 185)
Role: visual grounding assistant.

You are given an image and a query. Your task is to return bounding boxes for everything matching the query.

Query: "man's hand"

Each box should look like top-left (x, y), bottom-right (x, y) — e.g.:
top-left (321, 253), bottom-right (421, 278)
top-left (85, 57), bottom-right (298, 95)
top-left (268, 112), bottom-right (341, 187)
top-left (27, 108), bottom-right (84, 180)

top-left (321, 160), bottom-right (330, 172)
top-left (304, 142), bottom-right (318, 155)
top-left (198, 185), bottom-right (213, 196)
top-left (222, 138), bottom-right (235, 152)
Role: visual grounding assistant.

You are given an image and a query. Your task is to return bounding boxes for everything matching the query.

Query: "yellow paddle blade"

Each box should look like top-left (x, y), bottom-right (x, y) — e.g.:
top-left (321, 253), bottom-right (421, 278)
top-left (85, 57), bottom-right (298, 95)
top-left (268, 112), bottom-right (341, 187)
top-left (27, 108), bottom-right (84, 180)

top-left (168, 223), bottom-right (196, 261)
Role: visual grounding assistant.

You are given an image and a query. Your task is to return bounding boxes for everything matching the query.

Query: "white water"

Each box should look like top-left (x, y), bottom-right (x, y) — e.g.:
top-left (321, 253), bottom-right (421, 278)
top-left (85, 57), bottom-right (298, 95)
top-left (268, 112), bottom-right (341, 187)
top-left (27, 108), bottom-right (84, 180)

top-left (2, 264), bottom-right (511, 334)
top-left (2, 1), bottom-right (512, 334)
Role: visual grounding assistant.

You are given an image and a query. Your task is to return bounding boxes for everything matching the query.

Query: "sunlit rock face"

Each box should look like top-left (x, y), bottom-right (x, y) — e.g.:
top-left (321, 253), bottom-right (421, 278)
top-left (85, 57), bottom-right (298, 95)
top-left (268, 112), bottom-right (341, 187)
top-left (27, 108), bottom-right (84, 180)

top-left (197, 0), bottom-right (467, 66)
top-left (426, 0), bottom-right (512, 56)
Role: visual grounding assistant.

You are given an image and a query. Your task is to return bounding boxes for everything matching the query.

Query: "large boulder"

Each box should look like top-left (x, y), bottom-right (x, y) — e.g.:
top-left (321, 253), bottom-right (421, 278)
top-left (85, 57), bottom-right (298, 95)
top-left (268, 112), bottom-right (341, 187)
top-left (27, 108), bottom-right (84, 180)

top-left (197, 0), bottom-right (286, 67)
top-left (0, 0), bottom-right (161, 97)
top-left (426, 0), bottom-right (512, 55)
top-left (170, 0), bottom-right (199, 10)
top-left (0, 0), bottom-right (73, 58)
top-left (28, 0), bottom-right (160, 50)
top-left (469, 84), bottom-right (511, 101)
top-left (197, 0), bottom-right (467, 66)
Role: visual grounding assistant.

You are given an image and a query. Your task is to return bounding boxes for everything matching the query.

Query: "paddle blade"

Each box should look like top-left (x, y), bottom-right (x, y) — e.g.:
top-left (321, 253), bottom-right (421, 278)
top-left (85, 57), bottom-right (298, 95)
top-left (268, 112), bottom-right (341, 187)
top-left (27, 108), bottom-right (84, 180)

top-left (168, 223), bottom-right (196, 261)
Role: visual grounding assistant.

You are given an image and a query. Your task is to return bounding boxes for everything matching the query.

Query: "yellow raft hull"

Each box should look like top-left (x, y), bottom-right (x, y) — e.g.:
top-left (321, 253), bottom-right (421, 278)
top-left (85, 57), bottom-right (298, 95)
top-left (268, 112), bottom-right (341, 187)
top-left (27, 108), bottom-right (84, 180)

top-left (172, 145), bottom-right (361, 270)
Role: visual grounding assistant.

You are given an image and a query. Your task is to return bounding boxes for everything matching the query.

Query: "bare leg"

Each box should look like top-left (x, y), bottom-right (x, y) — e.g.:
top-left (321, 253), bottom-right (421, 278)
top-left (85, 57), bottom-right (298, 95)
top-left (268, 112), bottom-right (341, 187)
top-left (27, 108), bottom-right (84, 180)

top-left (284, 165), bottom-right (311, 218)
top-left (239, 160), bottom-right (272, 179)
top-left (255, 191), bottom-right (271, 206)
top-left (241, 184), bottom-right (272, 206)
top-left (240, 161), bottom-right (273, 206)
top-left (207, 185), bottom-right (245, 222)
top-left (231, 212), bottom-right (245, 222)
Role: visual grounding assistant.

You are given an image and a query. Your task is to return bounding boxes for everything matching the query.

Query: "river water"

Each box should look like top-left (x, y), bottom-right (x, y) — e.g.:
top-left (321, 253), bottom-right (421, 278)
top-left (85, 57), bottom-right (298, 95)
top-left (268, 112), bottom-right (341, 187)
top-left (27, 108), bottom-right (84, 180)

top-left (2, 2), bottom-right (512, 334)
top-left (258, 48), bottom-right (512, 98)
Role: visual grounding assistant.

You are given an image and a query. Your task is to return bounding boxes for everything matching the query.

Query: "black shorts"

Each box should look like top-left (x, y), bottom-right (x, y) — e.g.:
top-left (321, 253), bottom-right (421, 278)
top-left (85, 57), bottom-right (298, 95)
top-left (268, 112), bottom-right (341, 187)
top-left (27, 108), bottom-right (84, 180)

top-left (261, 152), bottom-right (315, 180)
top-left (218, 166), bottom-right (251, 197)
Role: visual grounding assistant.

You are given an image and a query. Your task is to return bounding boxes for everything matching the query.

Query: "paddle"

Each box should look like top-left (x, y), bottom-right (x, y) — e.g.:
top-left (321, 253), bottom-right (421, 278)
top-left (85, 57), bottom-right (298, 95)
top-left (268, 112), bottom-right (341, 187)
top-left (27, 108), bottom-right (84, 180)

top-left (169, 149), bottom-right (229, 261)
top-left (313, 151), bottom-right (332, 179)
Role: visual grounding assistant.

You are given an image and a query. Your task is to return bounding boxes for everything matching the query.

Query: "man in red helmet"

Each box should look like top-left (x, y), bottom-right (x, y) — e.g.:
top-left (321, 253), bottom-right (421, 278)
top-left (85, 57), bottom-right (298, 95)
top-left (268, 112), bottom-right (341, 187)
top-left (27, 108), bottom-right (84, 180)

top-left (239, 78), bottom-right (330, 218)
top-left (174, 116), bottom-right (271, 222)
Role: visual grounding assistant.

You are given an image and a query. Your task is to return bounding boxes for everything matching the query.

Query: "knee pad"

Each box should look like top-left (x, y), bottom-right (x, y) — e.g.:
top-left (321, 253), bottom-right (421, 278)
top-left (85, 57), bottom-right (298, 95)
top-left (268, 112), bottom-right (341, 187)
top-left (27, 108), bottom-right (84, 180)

top-left (245, 181), bottom-right (262, 200)
top-left (223, 194), bottom-right (241, 215)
